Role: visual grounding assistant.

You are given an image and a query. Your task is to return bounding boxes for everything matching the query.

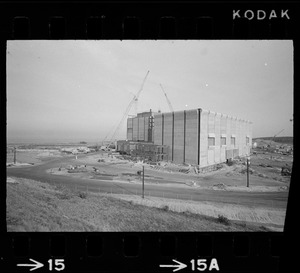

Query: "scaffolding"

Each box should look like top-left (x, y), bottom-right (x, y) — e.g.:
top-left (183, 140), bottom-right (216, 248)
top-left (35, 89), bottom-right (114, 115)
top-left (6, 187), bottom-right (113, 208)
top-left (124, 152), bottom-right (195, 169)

top-left (117, 140), bottom-right (169, 162)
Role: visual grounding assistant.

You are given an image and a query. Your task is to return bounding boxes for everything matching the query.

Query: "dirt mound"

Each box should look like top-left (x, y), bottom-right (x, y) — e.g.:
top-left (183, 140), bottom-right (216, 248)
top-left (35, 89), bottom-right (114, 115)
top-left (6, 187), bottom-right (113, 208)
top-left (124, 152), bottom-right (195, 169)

top-left (212, 183), bottom-right (227, 190)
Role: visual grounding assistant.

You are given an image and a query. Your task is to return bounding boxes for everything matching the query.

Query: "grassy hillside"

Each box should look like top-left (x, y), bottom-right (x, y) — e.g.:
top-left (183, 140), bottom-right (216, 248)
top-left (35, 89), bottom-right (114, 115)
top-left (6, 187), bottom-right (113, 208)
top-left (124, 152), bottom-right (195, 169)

top-left (6, 177), bottom-right (269, 232)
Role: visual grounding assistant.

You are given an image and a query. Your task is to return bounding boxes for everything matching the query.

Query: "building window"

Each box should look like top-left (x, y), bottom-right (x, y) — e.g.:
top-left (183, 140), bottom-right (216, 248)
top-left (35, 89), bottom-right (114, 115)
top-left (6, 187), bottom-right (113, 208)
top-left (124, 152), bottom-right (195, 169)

top-left (221, 137), bottom-right (226, 145)
top-left (231, 137), bottom-right (236, 146)
top-left (208, 137), bottom-right (215, 146)
top-left (246, 137), bottom-right (250, 145)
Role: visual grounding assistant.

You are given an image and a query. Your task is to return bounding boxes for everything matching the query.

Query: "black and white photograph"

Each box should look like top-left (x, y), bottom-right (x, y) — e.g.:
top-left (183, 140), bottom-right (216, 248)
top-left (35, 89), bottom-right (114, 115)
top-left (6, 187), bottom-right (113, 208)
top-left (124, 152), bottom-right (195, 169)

top-left (6, 40), bottom-right (293, 232)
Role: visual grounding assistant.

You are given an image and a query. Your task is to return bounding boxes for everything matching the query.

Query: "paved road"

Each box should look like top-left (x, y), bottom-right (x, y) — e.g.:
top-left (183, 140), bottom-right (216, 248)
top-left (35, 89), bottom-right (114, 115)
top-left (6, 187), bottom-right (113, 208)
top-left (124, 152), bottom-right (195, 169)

top-left (6, 154), bottom-right (288, 209)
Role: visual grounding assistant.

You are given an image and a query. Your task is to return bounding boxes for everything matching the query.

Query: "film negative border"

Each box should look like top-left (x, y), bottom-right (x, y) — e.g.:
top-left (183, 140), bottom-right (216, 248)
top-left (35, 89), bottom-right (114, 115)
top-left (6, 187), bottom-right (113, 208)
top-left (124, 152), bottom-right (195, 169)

top-left (0, 2), bottom-right (296, 39)
top-left (1, 1), bottom-right (298, 273)
top-left (1, 233), bottom-right (286, 272)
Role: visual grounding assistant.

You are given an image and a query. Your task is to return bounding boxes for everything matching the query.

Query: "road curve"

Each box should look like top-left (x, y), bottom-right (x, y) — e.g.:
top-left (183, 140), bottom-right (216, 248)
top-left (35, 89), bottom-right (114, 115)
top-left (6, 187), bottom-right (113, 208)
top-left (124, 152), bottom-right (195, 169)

top-left (6, 155), bottom-right (288, 209)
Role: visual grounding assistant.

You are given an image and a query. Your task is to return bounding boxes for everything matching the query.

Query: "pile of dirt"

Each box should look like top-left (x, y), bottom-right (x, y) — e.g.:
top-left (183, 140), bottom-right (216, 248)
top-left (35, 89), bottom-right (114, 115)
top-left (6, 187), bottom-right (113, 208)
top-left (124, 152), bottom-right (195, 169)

top-left (97, 155), bottom-right (131, 165)
top-left (212, 183), bottom-right (227, 190)
top-left (68, 168), bottom-right (88, 173)
top-left (185, 181), bottom-right (197, 187)
top-left (148, 162), bottom-right (200, 175)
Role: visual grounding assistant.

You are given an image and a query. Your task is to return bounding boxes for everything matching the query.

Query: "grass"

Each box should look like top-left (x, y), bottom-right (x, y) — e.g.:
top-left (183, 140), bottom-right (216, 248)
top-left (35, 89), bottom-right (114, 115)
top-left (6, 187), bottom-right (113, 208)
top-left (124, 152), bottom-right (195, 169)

top-left (7, 177), bottom-right (270, 232)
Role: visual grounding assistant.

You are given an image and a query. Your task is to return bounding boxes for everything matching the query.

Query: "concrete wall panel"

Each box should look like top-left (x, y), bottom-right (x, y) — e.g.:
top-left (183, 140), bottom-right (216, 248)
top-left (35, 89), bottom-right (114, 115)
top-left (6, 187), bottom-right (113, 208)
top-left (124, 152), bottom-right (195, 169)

top-left (238, 120), bottom-right (244, 155)
top-left (226, 116), bottom-right (232, 149)
top-left (214, 113), bottom-right (221, 162)
top-left (236, 119), bottom-right (241, 155)
top-left (154, 114), bottom-right (163, 145)
top-left (127, 128), bottom-right (133, 140)
top-left (220, 115), bottom-right (227, 134)
top-left (173, 111), bottom-right (185, 163)
top-left (127, 118), bottom-right (133, 129)
top-left (163, 112), bottom-right (173, 161)
top-left (231, 118), bottom-right (237, 149)
top-left (208, 111), bottom-right (215, 133)
top-left (185, 109), bottom-right (199, 165)
top-left (127, 118), bottom-right (133, 140)
top-left (199, 110), bottom-right (208, 166)
top-left (132, 118), bottom-right (138, 141)
top-left (208, 149), bottom-right (214, 165)
top-left (241, 121), bottom-right (245, 153)
top-left (144, 117), bottom-right (149, 142)
top-left (220, 146), bottom-right (226, 161)
top-left (214, 146), bottom-right (221, 163)
top-left (231, 118), bottom-right (236, 136)
top-left (138, 117), bottom-right (145, 141)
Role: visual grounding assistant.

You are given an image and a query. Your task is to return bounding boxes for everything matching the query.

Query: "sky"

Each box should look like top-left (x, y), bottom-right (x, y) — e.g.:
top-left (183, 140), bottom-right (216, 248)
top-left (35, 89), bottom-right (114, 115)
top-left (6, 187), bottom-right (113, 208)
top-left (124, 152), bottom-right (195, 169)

top-left (7, 40), bottom-right (293, 144)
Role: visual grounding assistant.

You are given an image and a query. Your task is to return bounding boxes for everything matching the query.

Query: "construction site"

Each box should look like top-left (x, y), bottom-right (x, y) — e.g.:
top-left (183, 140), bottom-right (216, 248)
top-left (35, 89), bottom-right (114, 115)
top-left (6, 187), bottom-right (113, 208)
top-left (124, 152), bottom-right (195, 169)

top-left (6, 70), bottom-right (292, 232)
top-left (113, 71), bottom-right (252, 172)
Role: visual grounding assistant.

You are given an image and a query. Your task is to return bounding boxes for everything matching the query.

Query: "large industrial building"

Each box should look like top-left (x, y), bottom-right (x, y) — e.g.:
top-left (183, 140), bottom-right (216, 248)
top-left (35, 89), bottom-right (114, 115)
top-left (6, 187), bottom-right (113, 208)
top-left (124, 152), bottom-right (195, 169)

top-left (117, 108), bottom-right (252, 168)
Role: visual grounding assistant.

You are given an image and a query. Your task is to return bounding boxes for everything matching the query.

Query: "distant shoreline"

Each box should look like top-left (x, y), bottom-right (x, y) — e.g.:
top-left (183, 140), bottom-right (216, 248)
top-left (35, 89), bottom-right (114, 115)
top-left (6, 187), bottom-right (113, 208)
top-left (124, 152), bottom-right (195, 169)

top-left (253, 136), bottom-right (293, 144)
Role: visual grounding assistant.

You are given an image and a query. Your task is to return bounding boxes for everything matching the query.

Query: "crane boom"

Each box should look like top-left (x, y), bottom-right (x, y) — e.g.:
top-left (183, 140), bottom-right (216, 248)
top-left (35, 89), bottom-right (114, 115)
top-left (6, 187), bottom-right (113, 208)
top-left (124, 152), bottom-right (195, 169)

top-left (269, 129), bottom-right (284, 146)
top-left (159, 84), bottom-right (174, 112)
top-left (105, 71), bottom-right (150, 149)
top-left (135, 70), bottom-right (150, 102)
top-left (272, 129), bottom-right (284, 141)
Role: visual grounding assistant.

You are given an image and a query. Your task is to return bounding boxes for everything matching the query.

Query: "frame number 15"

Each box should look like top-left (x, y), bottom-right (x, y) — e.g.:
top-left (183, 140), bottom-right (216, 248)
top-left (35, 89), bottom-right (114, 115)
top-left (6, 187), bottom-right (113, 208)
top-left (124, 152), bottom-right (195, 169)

top-left (48, 259), bottom-right (65, 271)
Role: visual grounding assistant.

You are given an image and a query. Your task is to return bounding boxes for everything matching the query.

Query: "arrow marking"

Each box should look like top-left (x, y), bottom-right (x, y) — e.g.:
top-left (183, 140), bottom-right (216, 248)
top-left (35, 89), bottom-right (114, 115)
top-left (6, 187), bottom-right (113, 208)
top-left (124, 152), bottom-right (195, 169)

top-left (17, 258), bottom-right (44, 271)
top-left (160, 259), bottom-right (187, 272)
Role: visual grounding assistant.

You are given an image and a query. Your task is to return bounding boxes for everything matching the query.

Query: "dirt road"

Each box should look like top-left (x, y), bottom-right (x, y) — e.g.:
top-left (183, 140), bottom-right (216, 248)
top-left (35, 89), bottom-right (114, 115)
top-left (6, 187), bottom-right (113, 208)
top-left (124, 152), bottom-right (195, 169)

top-left (6, 153), bottom-right (288, 209)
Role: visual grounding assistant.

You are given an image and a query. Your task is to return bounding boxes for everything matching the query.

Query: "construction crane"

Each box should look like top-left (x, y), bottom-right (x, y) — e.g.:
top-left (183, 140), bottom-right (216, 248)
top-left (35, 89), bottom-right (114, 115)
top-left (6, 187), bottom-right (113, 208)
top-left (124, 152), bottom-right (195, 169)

top-left (159, 84), bottom-right (174, 112)
top-left (105, 70), bottom-right (150, 150)
top-left (270, 129), bottom-right (284, 145)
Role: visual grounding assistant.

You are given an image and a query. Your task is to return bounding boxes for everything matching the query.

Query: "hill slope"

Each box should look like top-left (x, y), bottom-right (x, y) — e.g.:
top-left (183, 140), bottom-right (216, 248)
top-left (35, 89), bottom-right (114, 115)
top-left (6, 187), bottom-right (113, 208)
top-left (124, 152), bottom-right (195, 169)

top-left (7, 177), bottom-right (269, 232)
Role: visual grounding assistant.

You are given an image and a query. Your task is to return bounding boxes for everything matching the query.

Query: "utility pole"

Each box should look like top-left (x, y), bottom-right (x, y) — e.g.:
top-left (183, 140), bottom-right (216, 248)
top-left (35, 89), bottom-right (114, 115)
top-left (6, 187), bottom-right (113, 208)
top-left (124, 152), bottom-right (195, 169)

top-left (142, 166), bottom-right (145, 199)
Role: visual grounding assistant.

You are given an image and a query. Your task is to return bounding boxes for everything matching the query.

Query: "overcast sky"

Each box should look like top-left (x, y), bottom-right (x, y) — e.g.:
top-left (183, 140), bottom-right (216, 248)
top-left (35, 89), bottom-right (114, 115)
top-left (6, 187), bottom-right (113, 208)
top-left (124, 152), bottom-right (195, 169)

top-left (7, 40), bottom-right (293, 144)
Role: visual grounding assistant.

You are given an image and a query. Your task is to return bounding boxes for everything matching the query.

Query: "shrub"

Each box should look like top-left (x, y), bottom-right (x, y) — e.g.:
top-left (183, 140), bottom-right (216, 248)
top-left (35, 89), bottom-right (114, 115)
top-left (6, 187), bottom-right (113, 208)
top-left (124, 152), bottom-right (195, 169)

top-left (55, 188), bottom-right (73, 200)
top-left (161, 205), bottom-right (169, 211)
top-left (259, 225), bottom-right (269, 231)
top-left (217, 215), bottom-right (230, 225)
top-left (78, 191), bottom-right (87, 199)
top-left (238, 222), bottom-right (247, 228)
top-left (182, 210), bottom-right (192, 216)
top-left (226, 159), bottom-right (235, 166)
